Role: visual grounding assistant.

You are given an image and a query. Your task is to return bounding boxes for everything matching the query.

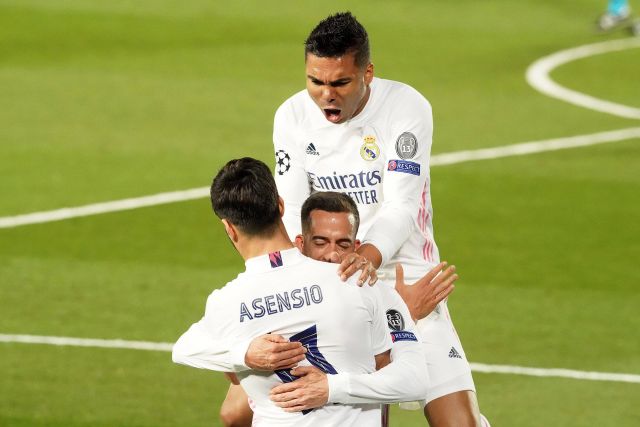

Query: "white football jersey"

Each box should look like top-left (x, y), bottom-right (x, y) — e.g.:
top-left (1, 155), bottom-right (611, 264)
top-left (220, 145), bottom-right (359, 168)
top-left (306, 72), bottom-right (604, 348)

top-left (173, 248), bottom-right (392, 426)
top-left (274, 77), bottom-right (439, 282)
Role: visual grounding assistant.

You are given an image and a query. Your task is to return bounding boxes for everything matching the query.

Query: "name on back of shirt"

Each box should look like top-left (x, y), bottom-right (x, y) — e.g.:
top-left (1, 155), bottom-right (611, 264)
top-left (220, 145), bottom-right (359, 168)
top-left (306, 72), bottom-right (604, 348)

top-left (239, 285), bottom-right (323, 322)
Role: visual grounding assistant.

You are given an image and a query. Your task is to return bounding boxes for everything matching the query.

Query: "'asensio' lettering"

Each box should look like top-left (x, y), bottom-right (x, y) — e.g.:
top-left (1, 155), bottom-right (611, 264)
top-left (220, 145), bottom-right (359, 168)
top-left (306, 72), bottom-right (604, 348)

top-left (239, 285), bottom-right (323, 322)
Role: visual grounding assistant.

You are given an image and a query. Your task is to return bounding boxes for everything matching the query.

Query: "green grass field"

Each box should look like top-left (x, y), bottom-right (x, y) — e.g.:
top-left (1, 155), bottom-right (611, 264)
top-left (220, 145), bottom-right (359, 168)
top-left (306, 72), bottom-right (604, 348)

top-left (1, 1), bottom-right (639, 425)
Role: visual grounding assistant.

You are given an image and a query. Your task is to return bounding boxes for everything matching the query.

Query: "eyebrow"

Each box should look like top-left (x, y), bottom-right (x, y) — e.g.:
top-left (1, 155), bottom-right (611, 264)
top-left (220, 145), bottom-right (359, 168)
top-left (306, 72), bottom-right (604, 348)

top-left (307, 75), bottom-right (352, 86)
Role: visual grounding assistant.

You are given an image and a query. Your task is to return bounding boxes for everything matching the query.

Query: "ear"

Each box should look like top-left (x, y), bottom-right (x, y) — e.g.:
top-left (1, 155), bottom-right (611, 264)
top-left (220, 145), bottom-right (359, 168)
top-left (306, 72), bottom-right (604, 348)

top-left (221, 219), bottom-right (238, 243)
top-left (354, 239), bottom-right (361, 250)
top-left (364, 62), bottom-right (374, 85)
top-left (278, 196), bottom-right (285, 218)
top-left (294, 234), bottom-right (304, 251)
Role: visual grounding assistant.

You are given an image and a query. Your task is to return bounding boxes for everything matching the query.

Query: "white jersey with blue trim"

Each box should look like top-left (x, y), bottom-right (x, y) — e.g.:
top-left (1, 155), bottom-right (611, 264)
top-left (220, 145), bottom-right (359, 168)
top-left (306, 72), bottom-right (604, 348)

top-left (274, 77), bottom-right (439, 282)
top-left (173, 248), bottom-right (392, 427)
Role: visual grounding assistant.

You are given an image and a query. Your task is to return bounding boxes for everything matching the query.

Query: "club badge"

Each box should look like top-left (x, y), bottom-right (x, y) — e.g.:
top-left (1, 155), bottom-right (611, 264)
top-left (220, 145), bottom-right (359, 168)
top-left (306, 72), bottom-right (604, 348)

top-left (395, 132), bottom-right (418, 159)
top-left (360, 136), bottom-right (380, 161)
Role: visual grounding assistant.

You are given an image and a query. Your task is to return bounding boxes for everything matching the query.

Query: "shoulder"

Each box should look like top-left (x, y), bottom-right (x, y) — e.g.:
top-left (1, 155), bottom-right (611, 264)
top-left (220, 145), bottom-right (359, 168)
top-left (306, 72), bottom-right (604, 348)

top-left (204, 278), bottom-right (242, 311)
top-left (375, 78), bottom-right (432, 113)
top-left (274, 89), bottom-right (313, 125)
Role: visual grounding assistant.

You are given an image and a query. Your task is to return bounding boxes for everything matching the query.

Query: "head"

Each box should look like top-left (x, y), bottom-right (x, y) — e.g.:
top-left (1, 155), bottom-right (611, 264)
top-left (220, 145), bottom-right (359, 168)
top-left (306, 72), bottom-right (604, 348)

top-left (304, 12), bottom-right (374, 124)
top-left (296, 192), bottom-right (361, 262)
top-left (210, 157), bottom-right (282, 244)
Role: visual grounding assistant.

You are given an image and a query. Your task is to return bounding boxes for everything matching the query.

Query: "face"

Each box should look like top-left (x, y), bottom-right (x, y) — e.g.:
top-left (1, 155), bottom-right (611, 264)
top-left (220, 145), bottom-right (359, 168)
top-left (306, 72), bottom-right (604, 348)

top-left (297, 210), bottom-right (359, 262)
top-left (305, 52), bottom-right (374, 124)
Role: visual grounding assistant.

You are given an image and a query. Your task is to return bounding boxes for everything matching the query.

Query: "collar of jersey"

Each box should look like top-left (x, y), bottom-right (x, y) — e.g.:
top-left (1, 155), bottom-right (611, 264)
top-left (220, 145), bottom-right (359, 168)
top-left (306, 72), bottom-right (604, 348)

top-left (244, 247), bottom-right (305, 273)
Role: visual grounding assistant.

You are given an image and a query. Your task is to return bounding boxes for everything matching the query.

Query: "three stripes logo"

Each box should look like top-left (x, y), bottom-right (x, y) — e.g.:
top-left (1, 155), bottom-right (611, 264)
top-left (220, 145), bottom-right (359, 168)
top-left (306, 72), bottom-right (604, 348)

top-left (306, 143), bottom-right (320, 156)
top-left (448, 347), bottom-right (462, 359)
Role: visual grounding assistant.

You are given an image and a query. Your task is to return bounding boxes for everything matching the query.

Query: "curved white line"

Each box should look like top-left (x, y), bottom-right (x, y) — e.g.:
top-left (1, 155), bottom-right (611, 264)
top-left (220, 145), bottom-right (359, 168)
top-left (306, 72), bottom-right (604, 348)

top-left (526, 38), bottom-right (640, 119)
top-left (2, 333), bottom-right (639, 384)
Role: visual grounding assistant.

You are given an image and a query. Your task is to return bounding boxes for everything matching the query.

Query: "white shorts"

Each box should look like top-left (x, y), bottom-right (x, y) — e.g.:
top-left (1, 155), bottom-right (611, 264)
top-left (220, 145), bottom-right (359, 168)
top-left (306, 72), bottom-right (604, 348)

top-left (419, 301), bottom-right (475, 402)
top-left (380, 280), bottom-right (475, 403)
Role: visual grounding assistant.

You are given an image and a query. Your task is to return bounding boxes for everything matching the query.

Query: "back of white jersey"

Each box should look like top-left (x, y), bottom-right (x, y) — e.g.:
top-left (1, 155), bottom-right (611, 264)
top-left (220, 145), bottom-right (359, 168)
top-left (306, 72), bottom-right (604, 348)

top-left (195, 249), bottom-right (390, 426)
top-left (274, 78), bottom-right (439, 281)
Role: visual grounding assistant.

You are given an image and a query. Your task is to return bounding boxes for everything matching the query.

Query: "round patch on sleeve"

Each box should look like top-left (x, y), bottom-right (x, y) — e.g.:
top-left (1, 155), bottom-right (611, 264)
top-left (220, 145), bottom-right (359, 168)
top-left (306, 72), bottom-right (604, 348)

top-left (275, 149), bottom-right (291, 175)
top-left (386, 309), bottom-right (405, 331)
top-left (395, 132), bottom-right (418, 159)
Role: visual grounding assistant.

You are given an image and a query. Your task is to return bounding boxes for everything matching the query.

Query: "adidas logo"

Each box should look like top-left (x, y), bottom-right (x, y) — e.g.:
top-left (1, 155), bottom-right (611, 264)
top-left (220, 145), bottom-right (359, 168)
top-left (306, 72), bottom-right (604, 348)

top-left (306, 143), bottom-right (320, 156)
top-left (448, 347), bottom-right (462, 359)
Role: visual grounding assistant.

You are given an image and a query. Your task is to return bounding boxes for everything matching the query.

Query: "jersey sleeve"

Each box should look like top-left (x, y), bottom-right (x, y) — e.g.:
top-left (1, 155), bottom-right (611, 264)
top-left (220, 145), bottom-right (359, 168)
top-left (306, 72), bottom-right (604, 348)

top-left (326, 285), bottom-right (429, 404)
top-left (368, 284), bottom-right (394, 356)
top-left (172, 290), bottom-right (250, 373)
top-left (361, 89), bottom-right (433, 265)
top-left (273, 103), bottom-right (309, 239)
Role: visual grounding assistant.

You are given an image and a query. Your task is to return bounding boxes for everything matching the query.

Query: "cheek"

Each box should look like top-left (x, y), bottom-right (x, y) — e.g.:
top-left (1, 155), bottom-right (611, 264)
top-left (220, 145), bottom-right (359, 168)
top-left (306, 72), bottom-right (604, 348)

top-left (306, 85), bottom-right (322, 103)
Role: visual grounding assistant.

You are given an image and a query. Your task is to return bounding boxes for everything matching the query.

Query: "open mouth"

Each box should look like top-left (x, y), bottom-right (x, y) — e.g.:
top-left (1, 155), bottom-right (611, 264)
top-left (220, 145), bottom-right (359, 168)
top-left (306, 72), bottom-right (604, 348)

top-left (323, 108), bottom-right (342, 123)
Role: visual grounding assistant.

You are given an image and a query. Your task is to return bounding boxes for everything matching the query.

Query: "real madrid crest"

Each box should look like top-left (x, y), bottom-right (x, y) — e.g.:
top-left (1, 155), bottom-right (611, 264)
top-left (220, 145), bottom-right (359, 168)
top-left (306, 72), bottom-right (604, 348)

top-left (360, 135), bottom-right (380, 161)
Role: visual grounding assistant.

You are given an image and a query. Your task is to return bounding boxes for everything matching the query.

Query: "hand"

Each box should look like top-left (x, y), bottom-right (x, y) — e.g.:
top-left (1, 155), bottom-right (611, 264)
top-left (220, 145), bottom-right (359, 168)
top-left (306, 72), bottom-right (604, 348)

top-left (245, 334), bottom-right (307, 371)
top-left (336, 252), bottom-right (378, 286)
top-left (270, 366), bottom-right (328, 412)
top-left (394, 262), bottom-right (457, 321)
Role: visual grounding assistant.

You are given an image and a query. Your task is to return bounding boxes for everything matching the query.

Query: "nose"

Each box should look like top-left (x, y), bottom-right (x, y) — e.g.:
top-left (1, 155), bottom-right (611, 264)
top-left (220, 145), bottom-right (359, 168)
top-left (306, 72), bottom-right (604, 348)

top-left (321, 86), bottom-right (336, 103)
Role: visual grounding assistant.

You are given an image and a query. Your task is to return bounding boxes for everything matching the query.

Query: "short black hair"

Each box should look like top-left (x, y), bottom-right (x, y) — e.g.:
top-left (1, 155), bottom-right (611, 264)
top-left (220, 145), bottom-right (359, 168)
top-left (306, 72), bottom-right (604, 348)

top-left (210, 157), bottom-right (280, 236)
top-left (304, 12), bottom-right (370, 68)
top-left (301, 192), bottom-right (360, 237)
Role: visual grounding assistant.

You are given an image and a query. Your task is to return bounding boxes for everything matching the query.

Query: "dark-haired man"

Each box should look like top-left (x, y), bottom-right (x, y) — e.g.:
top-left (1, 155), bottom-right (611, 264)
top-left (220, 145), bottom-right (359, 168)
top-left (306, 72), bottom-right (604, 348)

top-left (220, 192), bottom-right (458, 426)
top-left (274, 12), bottom-right (484, 427)
top-left (172, 158), bottom-right (428, 427)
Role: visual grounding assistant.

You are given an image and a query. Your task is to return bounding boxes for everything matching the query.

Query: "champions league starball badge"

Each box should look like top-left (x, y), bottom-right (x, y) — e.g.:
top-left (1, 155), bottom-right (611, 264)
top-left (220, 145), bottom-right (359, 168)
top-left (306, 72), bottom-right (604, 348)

top-left (275, 150), bottom-right (291, 175)
top-left (360, 135), bottom-right (380, 161)
top-left (395, 132), bottom-right (418, 159)
top-left (386, 309), bottom-right (405, 331)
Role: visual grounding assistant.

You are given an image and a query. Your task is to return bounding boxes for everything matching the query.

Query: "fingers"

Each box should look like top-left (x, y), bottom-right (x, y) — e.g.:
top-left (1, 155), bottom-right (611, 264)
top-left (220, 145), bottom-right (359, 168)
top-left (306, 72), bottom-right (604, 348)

top-left (416, 261), bottom-right (447, 286)
top-left (367, 266), bottom-right (378, 286)
top-left (338, 254), bottom-right (372, 283)
top-left (429, 265), bottom-right (456, 288)
top-left (271, 354), bottom-right (307, 370)
top-left (270, 382), bottom-right (298, 396)
top-left (264, 334), bottom-right (287, 343)
top-left (337, 253), bottom-right (359, 281)
top-left (394, 263), bottom-right (404, 291)
top-left (356, 262), bottom-right (377, 286)
top-left (289, 365), bottom-right (317, 376)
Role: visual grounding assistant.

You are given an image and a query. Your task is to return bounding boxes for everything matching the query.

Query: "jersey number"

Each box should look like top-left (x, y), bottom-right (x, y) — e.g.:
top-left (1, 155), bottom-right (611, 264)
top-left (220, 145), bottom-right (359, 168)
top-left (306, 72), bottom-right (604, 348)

top-left (274, 324), bottom-right (337, 414)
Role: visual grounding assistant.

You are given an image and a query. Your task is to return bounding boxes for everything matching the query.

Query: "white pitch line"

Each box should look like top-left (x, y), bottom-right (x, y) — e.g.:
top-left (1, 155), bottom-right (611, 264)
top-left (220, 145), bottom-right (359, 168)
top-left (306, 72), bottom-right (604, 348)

top-left (470, 363), bottom-right (640, 384)
top-left (430, 126), bottom-right (640, 166)
top-left (0, 187), bottom-right (209, 229)
top-left (1, 333), bottom-right (639, 384)
top-left (526, 38), bottom-right (640, 120)
top-left (2, 127), bottom-right (640, 230)
top-left (0, 334), bottom-right (173, 352)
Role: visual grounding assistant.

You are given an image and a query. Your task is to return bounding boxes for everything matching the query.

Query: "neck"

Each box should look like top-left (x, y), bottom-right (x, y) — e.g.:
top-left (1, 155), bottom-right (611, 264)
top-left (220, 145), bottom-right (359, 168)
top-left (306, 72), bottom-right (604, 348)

top-left (236, 222), bottom-right (294, 260)
top-left (351, 85), bottom-right (371, 120)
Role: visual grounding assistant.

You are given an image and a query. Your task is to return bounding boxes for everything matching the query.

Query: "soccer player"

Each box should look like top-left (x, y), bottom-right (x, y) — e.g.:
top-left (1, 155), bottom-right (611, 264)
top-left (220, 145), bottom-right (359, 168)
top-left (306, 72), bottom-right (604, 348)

top-left (273, 12), bottom-right (484, 426)
top-left (172, 158), bottom-right (428, 426)
top-left (220, 191), bottom-right (457, 425)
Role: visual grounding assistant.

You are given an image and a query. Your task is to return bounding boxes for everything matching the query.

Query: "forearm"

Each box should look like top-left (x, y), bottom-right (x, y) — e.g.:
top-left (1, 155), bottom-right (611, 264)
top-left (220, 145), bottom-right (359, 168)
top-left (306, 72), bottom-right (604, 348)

top-left (326, 345), bottom-right (428, 404)
top-left (361, 206), bottom-right (414, 266)
top-left (172, 323), bottom-right (250, 372)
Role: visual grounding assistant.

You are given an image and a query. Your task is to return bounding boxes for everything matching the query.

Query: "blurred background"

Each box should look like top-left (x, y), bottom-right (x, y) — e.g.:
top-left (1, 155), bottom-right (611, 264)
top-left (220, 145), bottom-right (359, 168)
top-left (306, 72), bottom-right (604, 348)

top-left (1, 1), bottom-right (639, 425)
